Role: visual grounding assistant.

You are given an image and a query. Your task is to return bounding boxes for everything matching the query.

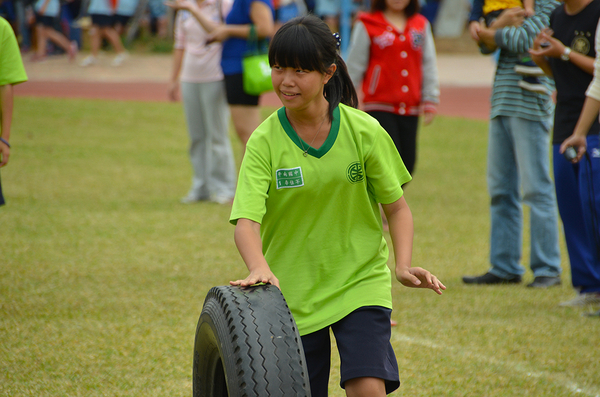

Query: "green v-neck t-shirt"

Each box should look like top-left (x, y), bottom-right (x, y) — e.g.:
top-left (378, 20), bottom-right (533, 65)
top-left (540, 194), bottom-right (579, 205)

top-left (230, 104), bottom-right (412, 335)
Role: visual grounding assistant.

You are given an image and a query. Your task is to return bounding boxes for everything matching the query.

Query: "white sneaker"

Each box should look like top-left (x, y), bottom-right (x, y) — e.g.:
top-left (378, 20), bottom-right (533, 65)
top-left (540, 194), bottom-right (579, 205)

top-left (210, 195), bottom-right (234, 205)
top-left (180, 195), bottom-right (208, 204)
top-left (80, 55), bottom-right (97, 67)
top-left (111, 52), bottom-right (128, 67)
top-left (559, 293), bottom-right (600, 307)
top-left (584, 309), bottom-right (600, 317)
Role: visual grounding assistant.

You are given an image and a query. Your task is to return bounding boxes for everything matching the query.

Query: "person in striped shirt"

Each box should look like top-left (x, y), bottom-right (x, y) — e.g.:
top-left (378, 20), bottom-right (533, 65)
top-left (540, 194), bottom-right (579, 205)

top-left (462, 0), bottom-right (563, 288)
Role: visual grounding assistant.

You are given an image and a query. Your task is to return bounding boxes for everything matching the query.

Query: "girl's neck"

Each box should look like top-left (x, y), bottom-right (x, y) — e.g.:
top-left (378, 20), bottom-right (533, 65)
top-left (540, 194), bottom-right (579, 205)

top-left (285, 99), bottom-right (329, 127)
top-left (285, 100), bottom-right (331, 150)
top-left (383, 9), bottom-right (407, 31)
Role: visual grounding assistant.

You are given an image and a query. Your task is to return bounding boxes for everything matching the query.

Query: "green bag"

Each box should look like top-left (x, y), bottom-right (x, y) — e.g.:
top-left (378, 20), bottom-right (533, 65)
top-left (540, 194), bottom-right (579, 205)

top-left (242, 25), bottom-right (273, 96)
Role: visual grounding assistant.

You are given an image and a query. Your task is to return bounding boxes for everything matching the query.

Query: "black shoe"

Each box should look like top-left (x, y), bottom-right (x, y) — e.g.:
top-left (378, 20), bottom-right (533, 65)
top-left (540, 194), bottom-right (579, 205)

top-left (462, 272), bottom-right (522, 285)
top-left (526, 276), bottom-right (561, 288)
top-left (584, 309), bottom-right (600, 317)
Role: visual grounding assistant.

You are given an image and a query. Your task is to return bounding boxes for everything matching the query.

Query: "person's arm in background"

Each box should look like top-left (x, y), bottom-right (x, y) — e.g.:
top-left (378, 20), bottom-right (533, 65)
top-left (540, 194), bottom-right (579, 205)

top-left (169, 12), bottom-right (186, 101)
top-left (345, 20), bottom-right (370, 89)
top-left (468, 0), bottom-right (484, 41)
top-left (421, 21), bottom-right (439, 125)
top-left (530, 29), bottom-right (595, 76)
top-left (476, 3), bottom-right (549, 52)
top-left (559, 17), bottom-right (600, 162)
top-left (523, 0), bottom-right (535, 16)
top-left (529, 28), bottom-right (554, 76)
top-left (209, 0), bottom-right (274, 41)
top-left (165, 0), bottom-right (221, 32)
top-left (560, 97), bottom-right (600, 161)
top-left (468, 0), bottom-right (529, 44)
top-left (169, 49), bottom-right (185, 101)
top-left (0, 84), bottom-right (14, 168)
top-left (38, 0), bottom-right (52, 14)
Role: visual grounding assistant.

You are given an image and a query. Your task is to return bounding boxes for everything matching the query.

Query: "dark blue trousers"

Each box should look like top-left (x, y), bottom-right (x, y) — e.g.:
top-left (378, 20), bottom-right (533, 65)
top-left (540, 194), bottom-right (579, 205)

top-left (554, 135), bottom-right (600, 293)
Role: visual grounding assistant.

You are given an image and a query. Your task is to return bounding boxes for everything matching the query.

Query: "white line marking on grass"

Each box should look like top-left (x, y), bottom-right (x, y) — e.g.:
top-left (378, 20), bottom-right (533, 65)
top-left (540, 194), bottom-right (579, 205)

top-left (392, 333), bottom-right (600, 397)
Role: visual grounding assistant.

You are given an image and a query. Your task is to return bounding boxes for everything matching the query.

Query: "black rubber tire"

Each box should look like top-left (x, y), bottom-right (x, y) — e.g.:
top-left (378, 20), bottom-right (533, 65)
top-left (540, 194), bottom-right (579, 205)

top-left (193, 284), bottom-right (312, 397)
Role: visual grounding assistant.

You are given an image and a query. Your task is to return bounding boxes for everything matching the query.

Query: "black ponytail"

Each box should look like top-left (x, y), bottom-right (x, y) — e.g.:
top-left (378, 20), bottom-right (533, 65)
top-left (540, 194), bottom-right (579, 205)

top-left (325, 53), bottom-right (359, 117)
top-left (268, 15), bottom-right (359, 121)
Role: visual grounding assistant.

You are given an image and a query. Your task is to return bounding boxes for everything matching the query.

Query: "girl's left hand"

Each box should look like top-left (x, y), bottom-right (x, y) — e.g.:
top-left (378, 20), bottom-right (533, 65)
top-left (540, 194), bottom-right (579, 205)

top-left (0, 143), bottom-right (9, 168)
top-left (397, 267), bottom-right (446, 295)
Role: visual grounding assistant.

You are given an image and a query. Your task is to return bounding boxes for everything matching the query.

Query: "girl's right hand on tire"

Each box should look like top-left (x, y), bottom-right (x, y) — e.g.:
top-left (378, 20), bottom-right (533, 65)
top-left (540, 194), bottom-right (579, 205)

top-left (230, 269), bottom-right (280, 289)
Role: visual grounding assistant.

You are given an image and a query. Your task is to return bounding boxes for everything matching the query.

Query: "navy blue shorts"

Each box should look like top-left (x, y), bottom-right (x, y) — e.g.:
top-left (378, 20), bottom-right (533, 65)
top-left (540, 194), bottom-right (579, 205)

top-left (91, 14), bottom-right (114, 27)
top-left (35, 14), bottom-right (55, 27)
top-left (224, 73), bottom-right (260, 106)
top-left (300, 306), bottom-right (400, 396)
top-left (113, 14), bottom-right (131, 26)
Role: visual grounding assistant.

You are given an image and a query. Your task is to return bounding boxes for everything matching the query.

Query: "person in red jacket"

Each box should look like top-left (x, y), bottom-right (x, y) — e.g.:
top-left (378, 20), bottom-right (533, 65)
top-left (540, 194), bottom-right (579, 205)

top-left (347, 0), bottom-right (439, 176)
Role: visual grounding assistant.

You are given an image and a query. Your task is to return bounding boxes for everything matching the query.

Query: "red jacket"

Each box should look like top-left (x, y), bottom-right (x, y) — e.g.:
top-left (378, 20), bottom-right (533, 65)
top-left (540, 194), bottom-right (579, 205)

top-left (358, 11), bottom-right (432, 115)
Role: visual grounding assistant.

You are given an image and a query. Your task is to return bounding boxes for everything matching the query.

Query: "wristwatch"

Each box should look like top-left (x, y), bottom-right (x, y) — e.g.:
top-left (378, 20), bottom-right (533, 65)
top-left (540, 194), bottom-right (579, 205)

top-left (561, 47), bottom-right (572, 61)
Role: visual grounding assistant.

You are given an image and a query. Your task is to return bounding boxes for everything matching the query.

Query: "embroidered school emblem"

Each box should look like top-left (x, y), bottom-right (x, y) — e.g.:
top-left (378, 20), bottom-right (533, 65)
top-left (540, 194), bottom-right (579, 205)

top-left (276, 167), bottom-right (304, 189)
top-left (571, 31), bottom-right (591, 55)
top-left (346, 162), bottom-right (364, 184)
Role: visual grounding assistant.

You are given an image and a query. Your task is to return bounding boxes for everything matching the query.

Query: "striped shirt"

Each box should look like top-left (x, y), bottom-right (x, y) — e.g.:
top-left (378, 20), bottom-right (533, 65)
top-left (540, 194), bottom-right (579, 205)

top-left (490, 0), bottom-right (559, 121)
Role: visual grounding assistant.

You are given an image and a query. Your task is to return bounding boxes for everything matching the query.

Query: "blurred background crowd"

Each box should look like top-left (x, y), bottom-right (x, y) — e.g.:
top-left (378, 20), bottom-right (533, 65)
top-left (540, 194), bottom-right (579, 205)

top-left (0, 0), bottom-right (452, 60)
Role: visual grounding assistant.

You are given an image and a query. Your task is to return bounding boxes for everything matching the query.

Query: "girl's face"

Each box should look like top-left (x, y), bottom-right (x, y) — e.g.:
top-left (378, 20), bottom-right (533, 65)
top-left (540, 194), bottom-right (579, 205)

top-left (385, 0), bottom-right (410, 12)
top-left (271, 64), bottom-right (336, 112)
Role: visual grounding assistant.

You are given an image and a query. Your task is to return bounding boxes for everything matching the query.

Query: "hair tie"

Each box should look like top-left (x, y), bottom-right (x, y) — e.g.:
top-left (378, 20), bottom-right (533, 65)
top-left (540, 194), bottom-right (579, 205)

top-left (332, 32), bottom-right (341, 50)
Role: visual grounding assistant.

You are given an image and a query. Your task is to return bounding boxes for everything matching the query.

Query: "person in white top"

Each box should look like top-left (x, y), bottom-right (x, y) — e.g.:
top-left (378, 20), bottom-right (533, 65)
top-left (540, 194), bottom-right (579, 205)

top-left (169, 0), bottom-right (237, 204)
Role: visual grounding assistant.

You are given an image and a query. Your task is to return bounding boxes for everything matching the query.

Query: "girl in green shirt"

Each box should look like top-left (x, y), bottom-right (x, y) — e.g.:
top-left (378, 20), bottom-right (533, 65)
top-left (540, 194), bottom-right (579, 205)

top-left (229, 15), bottom-right (446, 397)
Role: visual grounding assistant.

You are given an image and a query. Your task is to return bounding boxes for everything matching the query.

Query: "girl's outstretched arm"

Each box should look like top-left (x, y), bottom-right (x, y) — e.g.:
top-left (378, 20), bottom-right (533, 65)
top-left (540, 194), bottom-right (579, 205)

top-left (560, 96), bottom-right (600, 162)
top-left (164, 0), bottom-right (220, 33)
top-left (0, 85), bottom-right (14, 168)
top-left (382, 196), bottom-right (446, 295)
top-left (230, 218), bottom-right (280, 288)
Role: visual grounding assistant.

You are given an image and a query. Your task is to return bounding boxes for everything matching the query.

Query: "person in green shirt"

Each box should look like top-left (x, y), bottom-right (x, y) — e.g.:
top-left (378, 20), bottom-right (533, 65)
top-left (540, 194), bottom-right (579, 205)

top-left (0, 17), bottom-right (28, 206)
top-left (229, 15), bottom-right (445, 397)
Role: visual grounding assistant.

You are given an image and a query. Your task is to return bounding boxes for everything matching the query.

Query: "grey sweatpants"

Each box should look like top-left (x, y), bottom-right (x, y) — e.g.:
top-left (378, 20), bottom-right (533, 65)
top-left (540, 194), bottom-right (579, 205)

top-left (181, 80), bottom-right (236, 200)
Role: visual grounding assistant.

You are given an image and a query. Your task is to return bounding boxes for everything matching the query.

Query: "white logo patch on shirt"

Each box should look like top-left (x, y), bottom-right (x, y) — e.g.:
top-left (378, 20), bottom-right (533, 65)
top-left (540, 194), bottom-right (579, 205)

top-left (373, 31), bottom-right (395, 49)
top-left (276, 167), bottom-right (304, 189)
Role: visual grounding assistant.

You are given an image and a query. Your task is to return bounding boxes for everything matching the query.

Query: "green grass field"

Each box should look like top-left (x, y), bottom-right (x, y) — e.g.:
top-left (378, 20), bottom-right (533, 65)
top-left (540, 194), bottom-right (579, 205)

top-left (1, 96), bottom-right (598, 396)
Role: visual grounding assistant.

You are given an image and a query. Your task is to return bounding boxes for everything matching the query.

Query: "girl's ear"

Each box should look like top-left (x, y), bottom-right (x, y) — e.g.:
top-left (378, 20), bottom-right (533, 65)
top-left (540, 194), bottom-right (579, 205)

top-left (323, 63), bottom-right (337, 84)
